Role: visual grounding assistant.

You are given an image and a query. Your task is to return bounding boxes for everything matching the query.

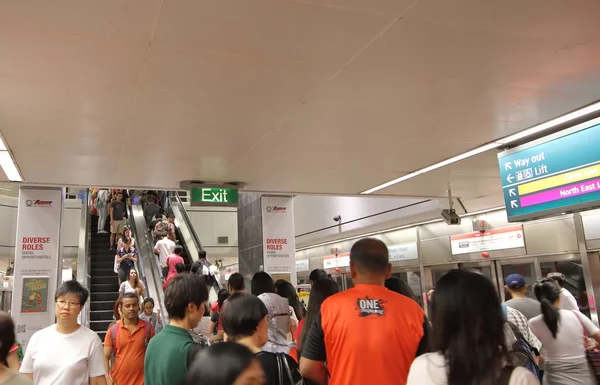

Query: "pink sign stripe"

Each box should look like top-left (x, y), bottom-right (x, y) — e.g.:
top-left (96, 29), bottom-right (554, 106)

top-left (520, 177), bottom-right (600, 207)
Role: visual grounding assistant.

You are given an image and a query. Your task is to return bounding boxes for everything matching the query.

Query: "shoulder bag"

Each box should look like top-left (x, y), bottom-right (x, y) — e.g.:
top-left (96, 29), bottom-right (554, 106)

top-left (573, 311), bottom-right (600, 382)
top-left (276, 353), bottom-right (305, 385)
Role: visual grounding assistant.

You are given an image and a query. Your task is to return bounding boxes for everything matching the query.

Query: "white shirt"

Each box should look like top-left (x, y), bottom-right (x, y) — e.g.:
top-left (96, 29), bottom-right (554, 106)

top-left (155, 238), bottom-right (175, 267)
top-left (407, 352), bottom-right (538, 385)
top-left (20, 324), bottom-right (105, 385)
top-left (529, 309), bottom-right (599, 361)
top-left (559, 288), bottom-right (579, 311)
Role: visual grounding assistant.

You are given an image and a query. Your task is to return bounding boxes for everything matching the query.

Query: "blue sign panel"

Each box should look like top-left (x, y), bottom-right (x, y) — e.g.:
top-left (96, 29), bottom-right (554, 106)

top-left (498, 117), bottom-right (600, 222)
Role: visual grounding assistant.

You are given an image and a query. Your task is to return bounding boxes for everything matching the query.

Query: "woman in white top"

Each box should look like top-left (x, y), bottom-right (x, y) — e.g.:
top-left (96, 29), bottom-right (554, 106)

top-left (407, 269), bottom-right (538, 385)
top-left (119, 268), bottom-right (146, 300)
top-left (20, 280), bottom-right (106, 385)
top-left (529, 280), bottom-right (600, 385)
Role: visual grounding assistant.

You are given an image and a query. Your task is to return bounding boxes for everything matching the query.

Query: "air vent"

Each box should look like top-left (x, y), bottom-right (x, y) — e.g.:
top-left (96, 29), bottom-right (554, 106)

top-left (217, 236), bottom-right (229, 245)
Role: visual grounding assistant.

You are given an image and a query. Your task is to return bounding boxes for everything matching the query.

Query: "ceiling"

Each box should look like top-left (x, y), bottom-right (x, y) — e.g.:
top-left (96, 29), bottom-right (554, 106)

top-left (1, 0), bottom-right (600, 211)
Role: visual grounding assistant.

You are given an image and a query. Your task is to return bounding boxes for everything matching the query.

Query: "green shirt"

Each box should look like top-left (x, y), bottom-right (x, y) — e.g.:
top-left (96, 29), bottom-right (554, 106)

top-left (144, 324), bottom-right (193, 385)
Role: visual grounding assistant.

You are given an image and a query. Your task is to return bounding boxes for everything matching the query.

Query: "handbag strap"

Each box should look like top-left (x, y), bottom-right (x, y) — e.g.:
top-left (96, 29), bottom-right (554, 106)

top-left (276, 353), bottom-right (285, 385)
top-left (280, 353), bottom-right (295, 384)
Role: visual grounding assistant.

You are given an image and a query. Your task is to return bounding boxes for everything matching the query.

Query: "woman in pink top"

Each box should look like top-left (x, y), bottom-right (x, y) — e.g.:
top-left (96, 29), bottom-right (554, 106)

top-left (166, 245), bottom-right (185, 280)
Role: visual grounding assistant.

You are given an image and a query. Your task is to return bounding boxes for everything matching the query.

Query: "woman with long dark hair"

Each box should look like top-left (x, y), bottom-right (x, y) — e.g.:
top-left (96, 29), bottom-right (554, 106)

top-left (297, 279), bottom-right (339, 351)
top-left (529, 280), bottom-right (600, 384)
top-left (275, 280), bottom-right (305, 322)
top-left (407, 269), bottom-right (538, 385)
top-left (119, 268), bottom-right (146, 300)
top-left (186, 342), bottom-right (265, 385)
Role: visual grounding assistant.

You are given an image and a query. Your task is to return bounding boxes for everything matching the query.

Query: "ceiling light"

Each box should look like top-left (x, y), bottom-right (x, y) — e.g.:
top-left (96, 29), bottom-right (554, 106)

top-left (361, 100), bottom-right (600, 194)
top-left (0, 151), bottom-right (22, 182)
top-left (0, 138), bottom-right (7, 151)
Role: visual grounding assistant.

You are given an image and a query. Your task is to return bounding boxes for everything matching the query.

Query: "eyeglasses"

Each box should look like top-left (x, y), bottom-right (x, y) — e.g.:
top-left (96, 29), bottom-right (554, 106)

top-left (55, 300), bottom-right (81, 308)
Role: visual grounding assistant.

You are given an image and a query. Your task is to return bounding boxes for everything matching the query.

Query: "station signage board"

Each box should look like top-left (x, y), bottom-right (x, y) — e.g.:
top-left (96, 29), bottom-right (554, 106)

top-left (498, 117), bottom-right (600, 222)
top-left (323, 252), bottom-right (350, 269)
top-left (450, 225), bottom-right (524, 255)
top-left (190, 187), bottom-right (238, 207)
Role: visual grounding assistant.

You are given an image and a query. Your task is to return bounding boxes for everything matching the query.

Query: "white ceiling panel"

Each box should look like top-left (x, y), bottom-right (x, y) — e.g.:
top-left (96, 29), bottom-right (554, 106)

top-left (406, 0), bottom-right (600, 43)
top-left (349, 17), bottom-right (571, 84)
top-left (0, 0), bottom-right (597, 213)
top-left (154, 0), bottom-right (392, 66)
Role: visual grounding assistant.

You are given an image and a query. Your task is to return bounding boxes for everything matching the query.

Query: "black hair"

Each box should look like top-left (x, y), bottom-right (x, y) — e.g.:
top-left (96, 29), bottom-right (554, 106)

top-left (299, 279), bottom-right (339, 353)
top-left (174, 245), bottom-right (183, 255)
top-left (164, 274), bottom-right (208, 320)
top-left (0, 312), bottom-right (15, 363)
top-left (275, 280), bottom-right (304, 321)
top-left (228, 273), bottom-right (245, 292)
top-left (221, 293), bottom-right (268, 341)
top-left (186, 342), bottom-right (256, 385)
top-left (155, 213), bottom-right (162, 219)
top-left (546, 272), bottom-right (566, 288)
top-left (250, 272), bottom-right (275, 296)
top-left (349, 238), bottom-right (389, 273)
top-left (217, 289), bottom-right (230, 309)
top-left (175, 263), bottom-right (186, 274)
top-left (309, 269), bottom-right (328, 283)
top-left (385, 277), bottom-right (418, 303)
top-left (431, 269), bottom-right (508, 385)
top-left (147, 196), bottom-right (155, 203)
top-left (198, 250), bottom-right (207, 259)
top-left (122, 236), bottom-right (131, 244)
top-left (55, 280), bottom-right (89, 306)
top-left (533, 280), bottom-right (561, 338)
top-left (120, 292), bottom-right (139, 305)
top-left (142, 297), bottom-right (155, 307)
top-left (190, 261), bottom-right (200, 274)
top-left (168, 213), bottom-right (175, 218)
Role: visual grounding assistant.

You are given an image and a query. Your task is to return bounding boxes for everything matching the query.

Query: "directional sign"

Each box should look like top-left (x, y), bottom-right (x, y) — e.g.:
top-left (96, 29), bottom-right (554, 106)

top-left (498, 116), bottom-right (600, 222)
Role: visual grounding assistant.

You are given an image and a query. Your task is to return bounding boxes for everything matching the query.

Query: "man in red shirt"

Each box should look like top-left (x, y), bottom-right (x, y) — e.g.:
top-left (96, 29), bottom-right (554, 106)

top-left (166, 246), bottom-right (185, 281)
top-left (300, 238), bottom-right (429, 385)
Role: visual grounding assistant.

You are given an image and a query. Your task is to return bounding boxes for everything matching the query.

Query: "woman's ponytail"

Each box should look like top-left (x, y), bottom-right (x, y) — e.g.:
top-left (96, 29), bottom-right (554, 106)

top-left (534, 281), bottom-right (561, 338)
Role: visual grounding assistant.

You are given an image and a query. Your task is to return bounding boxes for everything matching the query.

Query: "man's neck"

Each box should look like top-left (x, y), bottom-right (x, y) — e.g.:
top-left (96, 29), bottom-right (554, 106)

top-left (123, 317), bottom-right (139, 327)
top-left (170, 318), bottom-right (191, 330)
top-left (56, 321), bottom-right (80, 334)
top-left (236, 337), bottom-right (261, 353)
top-left (353, 277), bottom-right (385, 286)
top-left (509, 291), bottom-right (527, 299)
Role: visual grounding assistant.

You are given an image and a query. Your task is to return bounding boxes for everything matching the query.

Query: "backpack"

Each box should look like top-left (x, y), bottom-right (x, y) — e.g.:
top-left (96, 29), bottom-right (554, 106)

top-left (94, 195), bottom-right (104, 209)
top-left (109, 320), bottom-right (152, 362)
top-left (186, 331), bottom-right (209, 367)
top-left (506, 322), bottom-right (540, 379)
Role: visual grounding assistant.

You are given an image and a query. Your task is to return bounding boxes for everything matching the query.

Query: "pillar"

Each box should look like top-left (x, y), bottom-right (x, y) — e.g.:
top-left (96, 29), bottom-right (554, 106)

top-left (238, 194), bottom-right (297, 287)
top-left (11, 187), bottom-right (63, 349)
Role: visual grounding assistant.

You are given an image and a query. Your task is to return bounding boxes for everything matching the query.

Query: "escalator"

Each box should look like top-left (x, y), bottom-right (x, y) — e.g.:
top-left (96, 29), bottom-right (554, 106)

top-left (88, 216), bottom-right (119, 341)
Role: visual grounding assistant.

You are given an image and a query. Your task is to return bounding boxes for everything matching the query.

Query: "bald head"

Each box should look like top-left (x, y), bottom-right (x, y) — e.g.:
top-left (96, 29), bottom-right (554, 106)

top-left (350, 238), bottom-right (389, 274)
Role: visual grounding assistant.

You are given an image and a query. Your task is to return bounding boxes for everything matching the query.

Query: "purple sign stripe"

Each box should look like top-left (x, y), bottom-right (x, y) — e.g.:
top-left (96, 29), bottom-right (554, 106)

top-left (520, 177), bottom-right (600, 207)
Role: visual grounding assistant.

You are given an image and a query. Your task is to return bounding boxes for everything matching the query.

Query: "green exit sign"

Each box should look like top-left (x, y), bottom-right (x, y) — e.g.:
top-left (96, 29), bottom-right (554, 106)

top-left (190, 188), bottom-right (239, 207)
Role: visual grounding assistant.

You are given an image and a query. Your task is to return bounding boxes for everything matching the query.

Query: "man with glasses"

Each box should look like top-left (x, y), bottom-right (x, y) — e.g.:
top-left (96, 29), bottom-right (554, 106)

top-left (21, 280), bottom-right (106, 385)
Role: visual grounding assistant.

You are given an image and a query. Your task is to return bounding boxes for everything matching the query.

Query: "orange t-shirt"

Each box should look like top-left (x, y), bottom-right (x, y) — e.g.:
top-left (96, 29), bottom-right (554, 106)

top-left (301, 284), bottom-right (426, 385)
top-left (105, 319), bottom-right (155, 385)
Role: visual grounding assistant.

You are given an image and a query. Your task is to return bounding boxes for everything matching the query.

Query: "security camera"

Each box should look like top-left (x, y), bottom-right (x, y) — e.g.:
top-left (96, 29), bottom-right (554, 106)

top-left (333, 215), bottom-right (342, 223)
top-left (441, 209), bottom-right (461, 225)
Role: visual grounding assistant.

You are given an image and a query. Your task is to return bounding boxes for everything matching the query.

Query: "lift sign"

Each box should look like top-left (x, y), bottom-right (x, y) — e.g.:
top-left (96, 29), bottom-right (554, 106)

top-left (190, 188), bottom-right (239, 207)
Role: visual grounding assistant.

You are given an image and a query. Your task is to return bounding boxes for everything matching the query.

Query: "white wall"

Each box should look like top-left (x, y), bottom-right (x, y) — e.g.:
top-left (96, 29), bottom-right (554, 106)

top-left (294, 195), bottom-right (449, 248)
top-left (182, 203), bottom-right (238, 265)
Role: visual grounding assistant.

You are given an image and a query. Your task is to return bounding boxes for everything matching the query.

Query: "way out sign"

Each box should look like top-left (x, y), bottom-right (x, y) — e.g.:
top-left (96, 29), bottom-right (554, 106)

top-left (190, 188), bottom-right (239, 207)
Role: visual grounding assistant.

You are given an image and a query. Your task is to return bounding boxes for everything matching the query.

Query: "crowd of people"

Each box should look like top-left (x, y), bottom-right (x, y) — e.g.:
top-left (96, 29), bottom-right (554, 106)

top-left (0, 234), bottom-right (598, 385)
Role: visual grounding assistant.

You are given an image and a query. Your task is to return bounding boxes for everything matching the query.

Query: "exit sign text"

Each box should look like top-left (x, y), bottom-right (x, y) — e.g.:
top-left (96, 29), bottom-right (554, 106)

top-left (190, 188), bottom-right (238, 207)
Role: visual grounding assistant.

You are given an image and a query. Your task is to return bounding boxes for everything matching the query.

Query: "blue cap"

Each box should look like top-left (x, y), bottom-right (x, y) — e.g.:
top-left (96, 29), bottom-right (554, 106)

top-left (505, 274), bottom-right (526, 289)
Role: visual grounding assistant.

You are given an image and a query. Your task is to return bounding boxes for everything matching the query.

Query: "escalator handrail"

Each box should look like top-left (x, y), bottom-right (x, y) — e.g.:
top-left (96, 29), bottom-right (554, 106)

top-left (167, 192), bottom-right (223, 292)
top-left (128, 204), bottom-right (169, 325)
top-left (76, 191), bottom-right (91, 328)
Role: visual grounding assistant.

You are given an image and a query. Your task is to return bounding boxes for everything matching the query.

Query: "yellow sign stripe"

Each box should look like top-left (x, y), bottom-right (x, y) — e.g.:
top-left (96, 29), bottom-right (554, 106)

top-left (518, 164), bottom-right (600, 195)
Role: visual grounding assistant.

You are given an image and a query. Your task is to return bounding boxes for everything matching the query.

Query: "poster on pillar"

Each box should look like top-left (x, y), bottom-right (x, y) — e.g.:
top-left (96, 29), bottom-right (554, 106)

top-left (261, 196), bottom-right (296, 286)
top-left (11, 188), bottom-right (62, 350)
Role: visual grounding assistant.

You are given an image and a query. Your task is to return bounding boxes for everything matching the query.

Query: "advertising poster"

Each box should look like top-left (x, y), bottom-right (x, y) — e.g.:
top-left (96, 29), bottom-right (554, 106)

top-left (11, 187), bottom-right (62, 349)
top-left (21, 277), bottom-right (49, 313)
top-left (261, 196), bottom-right (297, 286)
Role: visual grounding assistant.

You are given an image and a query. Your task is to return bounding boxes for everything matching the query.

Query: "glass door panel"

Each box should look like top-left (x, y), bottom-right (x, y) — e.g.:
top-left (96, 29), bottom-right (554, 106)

top-left (497, 262), bottom-right (536, 301)
top-left (540, 259), bottom-right (589, 317)
top-left (391, 271), bottom-right (423, 307)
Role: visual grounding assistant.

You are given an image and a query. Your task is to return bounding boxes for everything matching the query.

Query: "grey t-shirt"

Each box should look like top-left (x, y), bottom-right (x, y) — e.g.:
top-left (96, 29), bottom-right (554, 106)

top-left (111, 201), bottom-right (126, 221)
top-left (505, 297), bottom-right (542, 320)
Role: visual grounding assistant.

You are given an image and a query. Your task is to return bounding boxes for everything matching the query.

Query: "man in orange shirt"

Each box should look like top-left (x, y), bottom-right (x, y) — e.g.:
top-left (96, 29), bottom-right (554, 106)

top-left (104, 293), bottom-right (155, 385)
top-left (300, 238), bottom-right (429, 385)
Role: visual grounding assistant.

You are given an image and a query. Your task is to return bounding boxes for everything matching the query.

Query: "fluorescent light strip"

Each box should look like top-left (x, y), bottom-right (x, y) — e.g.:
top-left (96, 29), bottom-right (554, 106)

top-left (295, 206), bottom-right (507, 252)
top-left (0, 151), bottom-right (22, 182)
top-left (0, 138), bottom-right (7, 151)
top-left (361, 101), bottom-right (600, 195)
